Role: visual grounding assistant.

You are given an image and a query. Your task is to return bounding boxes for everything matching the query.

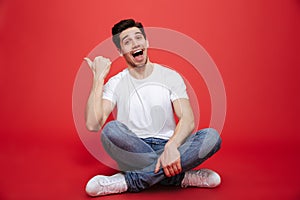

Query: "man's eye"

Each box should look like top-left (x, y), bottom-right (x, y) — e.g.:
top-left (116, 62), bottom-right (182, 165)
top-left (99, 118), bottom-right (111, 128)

top-left (124, 40), bottom-right (130, 45)
top-left (136, 35), bottom-right (142, 40)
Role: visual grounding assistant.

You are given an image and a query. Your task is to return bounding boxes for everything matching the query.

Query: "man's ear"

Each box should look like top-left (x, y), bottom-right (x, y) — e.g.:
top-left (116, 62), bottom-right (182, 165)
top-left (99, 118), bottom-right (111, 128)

top-left (146, 40), bottom-right (149, 48)
top-left (118, 48), bottom-right (123, 56)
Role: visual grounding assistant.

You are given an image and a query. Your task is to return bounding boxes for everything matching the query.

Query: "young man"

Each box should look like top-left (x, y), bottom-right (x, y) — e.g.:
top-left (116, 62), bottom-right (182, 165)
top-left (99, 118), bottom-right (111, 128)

top-left (84, 19), bottom-right (222, 197)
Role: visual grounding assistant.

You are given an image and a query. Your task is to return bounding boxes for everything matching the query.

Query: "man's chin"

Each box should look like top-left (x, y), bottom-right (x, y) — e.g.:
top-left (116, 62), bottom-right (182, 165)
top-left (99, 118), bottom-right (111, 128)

top-left (128, 57), bottom-right (148, 68)
top-left (136, 60), bottom-right (148, 68)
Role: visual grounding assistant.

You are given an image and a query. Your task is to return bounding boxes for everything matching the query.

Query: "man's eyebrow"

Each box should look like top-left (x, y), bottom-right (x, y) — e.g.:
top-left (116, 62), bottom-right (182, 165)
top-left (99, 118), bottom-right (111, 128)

top-left (121, 35), bottom-right (129, 42)
top-left (121, 32), bottom-right (143, 42)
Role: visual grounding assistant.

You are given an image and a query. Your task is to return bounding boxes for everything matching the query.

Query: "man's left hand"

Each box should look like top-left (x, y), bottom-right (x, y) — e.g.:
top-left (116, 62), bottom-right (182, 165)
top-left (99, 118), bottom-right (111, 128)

top-left (154, 142), bottom-right (182, 177)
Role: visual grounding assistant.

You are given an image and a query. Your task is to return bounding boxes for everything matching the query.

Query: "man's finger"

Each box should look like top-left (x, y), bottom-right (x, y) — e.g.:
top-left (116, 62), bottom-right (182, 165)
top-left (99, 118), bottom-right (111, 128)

top-left (154, 159), bottom-right (161, 173)
top-left (163, 167), bottom-right (171, 177)
top-left (176, 161), bottom-right (182, 173)
top-left (167, 166), bottom-right (176, 177)
top-left (172, 164), bottom-right (180, 175)
top-left (84, 57), bottom-right (93, 68)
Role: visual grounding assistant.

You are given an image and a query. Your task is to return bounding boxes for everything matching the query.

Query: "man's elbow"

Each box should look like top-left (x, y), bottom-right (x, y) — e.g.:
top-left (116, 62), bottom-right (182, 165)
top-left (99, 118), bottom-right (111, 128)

top-left (86, 123), bottom-right (100, 132)
top-left (189, 120), bottom-right (195, 133)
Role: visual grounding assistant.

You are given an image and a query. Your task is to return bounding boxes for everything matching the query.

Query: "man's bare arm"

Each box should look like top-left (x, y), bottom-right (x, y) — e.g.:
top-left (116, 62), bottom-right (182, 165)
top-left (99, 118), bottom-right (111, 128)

top-left (155, 98), bottom-right (195, 177)
top-left (168, 98), bottom-right (195, 146)
top-left (84, 56), bottom-right (115, 132)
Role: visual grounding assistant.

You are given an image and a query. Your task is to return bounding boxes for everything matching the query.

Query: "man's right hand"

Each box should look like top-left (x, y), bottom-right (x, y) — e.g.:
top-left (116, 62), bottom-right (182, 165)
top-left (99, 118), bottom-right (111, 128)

top-left (84, 56), bottom-right (112, 80)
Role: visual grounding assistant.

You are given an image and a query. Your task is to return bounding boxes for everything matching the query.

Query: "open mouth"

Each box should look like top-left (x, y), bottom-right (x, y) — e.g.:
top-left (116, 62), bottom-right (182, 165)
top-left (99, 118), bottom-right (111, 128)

top-left (131, 49), bottom-right (144, 62)
top-left (132, 49), bottom-right (144, 58)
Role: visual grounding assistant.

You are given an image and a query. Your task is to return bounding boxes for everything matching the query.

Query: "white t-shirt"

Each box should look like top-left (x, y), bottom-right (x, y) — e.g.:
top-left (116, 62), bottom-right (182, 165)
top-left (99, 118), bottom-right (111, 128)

top-left (103, 63), bottom-right (189, 139)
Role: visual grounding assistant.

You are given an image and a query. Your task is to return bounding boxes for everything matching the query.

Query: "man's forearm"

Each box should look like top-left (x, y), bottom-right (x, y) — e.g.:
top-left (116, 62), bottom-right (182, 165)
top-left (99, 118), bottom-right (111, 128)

top-left (167, 116), bottom-right (195, 148)
top-left (155, 115), bottom-right (194, 175)
top-left (85, 78), bottom-right (105, 132)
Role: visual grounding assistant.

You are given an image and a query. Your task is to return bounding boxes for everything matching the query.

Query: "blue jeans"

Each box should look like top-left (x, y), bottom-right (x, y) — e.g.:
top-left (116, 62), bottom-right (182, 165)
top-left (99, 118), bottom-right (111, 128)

top-left (101, 120), bottom-right (222, 192)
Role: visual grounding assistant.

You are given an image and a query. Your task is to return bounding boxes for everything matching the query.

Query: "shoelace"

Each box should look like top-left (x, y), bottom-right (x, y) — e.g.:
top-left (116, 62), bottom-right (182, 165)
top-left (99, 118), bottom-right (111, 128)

top-left (184, 170), bottom-right (210, 187)
top-left (95, 176), bottom-right (125, 194)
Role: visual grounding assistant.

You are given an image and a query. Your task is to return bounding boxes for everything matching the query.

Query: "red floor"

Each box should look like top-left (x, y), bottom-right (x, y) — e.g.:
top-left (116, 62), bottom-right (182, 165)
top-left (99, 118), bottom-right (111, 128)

top-left (1, 131), bottom-right (299, 200)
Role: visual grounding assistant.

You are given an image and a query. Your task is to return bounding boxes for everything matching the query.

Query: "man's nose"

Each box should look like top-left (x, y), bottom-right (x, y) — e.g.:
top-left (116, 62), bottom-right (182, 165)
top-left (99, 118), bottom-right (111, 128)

top-left (132, 39), bottom-right (139, 47)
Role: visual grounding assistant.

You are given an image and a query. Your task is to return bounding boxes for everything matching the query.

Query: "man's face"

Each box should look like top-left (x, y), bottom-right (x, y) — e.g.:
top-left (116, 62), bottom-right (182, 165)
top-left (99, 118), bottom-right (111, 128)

top-left (119, 27), bottom-right (149, 68)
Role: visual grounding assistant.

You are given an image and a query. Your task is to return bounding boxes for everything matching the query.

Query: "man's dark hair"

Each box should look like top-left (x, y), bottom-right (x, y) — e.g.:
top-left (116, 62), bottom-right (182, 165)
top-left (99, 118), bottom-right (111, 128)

top-left (112, 19), bottom-right (147, 49)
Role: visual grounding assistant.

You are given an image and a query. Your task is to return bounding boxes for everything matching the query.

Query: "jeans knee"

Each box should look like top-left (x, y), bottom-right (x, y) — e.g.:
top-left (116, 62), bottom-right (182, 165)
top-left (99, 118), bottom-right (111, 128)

top-left (205, 128), bottom-right (222, 152)
top-left (101, 120), bottom-right (133, 146)
top-left (205, 128), bottom-right (221, 139)
top-left (102, 120), bottom-right (122, 137)
top-left (198, 128), bottom-right (222, 154)
top-left (101, 120), bottom-right (121, 144)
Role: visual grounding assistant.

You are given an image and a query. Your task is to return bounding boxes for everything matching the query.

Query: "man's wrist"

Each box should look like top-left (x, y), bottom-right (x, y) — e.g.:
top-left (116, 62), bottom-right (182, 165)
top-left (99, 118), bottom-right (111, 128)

top-left (93, 76), bottom-right (105, 83)
top-left (166, 139), bottom-right (180, 149)
top-left (92, 78), bottom-right (104, 96)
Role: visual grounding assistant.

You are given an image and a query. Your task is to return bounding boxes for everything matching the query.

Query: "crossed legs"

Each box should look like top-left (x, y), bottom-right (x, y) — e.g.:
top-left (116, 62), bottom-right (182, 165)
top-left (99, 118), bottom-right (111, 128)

top-left (100, 120), bottom-right (222, 192)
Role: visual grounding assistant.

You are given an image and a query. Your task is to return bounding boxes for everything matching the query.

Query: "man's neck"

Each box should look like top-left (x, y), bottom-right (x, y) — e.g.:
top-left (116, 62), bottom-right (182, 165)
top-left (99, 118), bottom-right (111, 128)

top-left (128, 61), bottom-right (154, 80)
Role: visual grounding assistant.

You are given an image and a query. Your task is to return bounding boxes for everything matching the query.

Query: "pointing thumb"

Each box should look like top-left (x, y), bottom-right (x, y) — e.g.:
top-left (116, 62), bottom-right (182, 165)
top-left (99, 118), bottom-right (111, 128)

top-left (84, 57), bottom-right (93, 68)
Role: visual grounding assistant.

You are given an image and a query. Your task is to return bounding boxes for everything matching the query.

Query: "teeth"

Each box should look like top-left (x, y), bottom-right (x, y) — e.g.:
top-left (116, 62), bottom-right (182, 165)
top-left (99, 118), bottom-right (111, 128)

top-left (132, 49), bottom-right (143, 57)
top-left (133, 50), bottom-right (142, 54)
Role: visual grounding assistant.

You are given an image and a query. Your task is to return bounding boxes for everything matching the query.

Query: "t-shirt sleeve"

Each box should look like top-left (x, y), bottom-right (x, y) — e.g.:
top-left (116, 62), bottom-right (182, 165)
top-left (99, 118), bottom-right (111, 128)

top-left (102, 77), bottom-right (118, 104)
top-left (169, 71), bottom-right (189, 101)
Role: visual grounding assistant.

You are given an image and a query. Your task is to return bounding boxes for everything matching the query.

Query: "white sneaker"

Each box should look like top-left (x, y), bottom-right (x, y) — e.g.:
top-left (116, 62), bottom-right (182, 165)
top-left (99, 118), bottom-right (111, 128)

top-left (181, 169), bottom-right (221, 188)
top-left (85, 173), bottom-right (128, 197)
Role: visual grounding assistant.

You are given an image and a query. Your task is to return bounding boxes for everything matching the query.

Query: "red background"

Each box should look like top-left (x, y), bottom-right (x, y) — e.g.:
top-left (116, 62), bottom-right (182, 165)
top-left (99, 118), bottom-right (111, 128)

top-left (1, 0), bottom-right (299, 199)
